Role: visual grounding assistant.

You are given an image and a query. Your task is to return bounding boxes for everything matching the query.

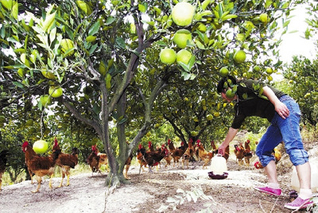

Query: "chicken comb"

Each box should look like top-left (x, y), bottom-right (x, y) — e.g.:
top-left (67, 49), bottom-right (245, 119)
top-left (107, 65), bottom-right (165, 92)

top-left (22, 141), bottom-right (29, 147)
top-left (168, 139), bottom-right (171, 143)
top-left (254, 161), bottom-right (260, 169)
top-left (181, 141), bottom-right (184, 145)
top-left (92, 145), bottom-right (96, 150)
top-left (138, 144), bottom-right (142, 149)
top-left (247, 139), bottom-right (250, 143)
top-left (54, 137), bottom-right (58, 146)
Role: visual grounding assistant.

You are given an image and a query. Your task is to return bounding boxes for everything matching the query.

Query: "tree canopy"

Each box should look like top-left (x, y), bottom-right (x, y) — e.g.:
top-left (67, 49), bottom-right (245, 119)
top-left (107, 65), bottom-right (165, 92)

top-left (0, 0), bottom-right (306, 187)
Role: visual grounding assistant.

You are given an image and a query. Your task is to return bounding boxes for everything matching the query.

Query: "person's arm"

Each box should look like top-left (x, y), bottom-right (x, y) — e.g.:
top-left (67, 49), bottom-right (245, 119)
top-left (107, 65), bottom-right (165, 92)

top-left (262, 86), bottom-right (289, 119)
top-left (218, 127), bottom-right (239, 155)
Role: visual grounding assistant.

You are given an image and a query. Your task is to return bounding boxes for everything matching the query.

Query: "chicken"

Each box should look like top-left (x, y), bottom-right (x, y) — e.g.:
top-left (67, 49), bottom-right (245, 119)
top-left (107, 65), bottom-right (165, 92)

top-left (196, 140), bottom-right (214, 169)
top-left (148, 141), bottom-right (155, 152)
top-left (234, 143), bottom-right (245, 166)
top-left (182, 139), bottom-right (195, 169)
top-left (167, 139), bottom-right (175, 152)
top-left (244, 140), bottom-right (253, 166)
top-left (273, 147), bottom-right (282, 163)
top-left (53, 139), bottom-right (79, 187)
top-left (137, 143), bottom-right (166, 173)
top-left (0, 150), bottom-right (9, 191)
top-left (22, 141), bottom-right (37, 184)
top-left (86, 145), bottom-right (108, 175)
top-left (223, 145), bottom-right (230, 161)
top-left (254, 146), bottom-right (282, 169)
top-left (123, 152), bottom-right (134, 179)
top-left (171, 141), bottom-right (186, 167)
top-left (136, 144), bottom-right (148, 172)
top-left (86, 145), bottom-right (100, 175)
top-left (210, 140), bottom-right (217, 153)
top-left (163, 148), bottom-right (173, 168)
top-left (22, 141), bottom-right (60, 193)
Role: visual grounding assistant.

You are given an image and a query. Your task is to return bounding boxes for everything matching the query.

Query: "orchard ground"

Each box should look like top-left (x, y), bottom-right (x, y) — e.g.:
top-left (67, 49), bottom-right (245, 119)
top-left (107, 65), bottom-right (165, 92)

top-left (1, 141), bottom-right (317, 213)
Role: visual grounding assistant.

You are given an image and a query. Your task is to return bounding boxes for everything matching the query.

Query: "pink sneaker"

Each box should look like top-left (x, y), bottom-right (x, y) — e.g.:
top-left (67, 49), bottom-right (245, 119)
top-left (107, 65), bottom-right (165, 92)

top-left (254, 186), bottom-right (281, 196)
top-left (284, 197), bottom-right (313, 210)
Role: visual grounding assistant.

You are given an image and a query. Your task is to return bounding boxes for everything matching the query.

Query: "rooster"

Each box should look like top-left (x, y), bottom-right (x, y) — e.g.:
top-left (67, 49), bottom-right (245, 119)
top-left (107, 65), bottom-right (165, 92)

top-left (244, 140), bottom-right (253, 166)
top-left (210, 140), bottom-right (217, 153)
top-left (86, 145), bottom-right (100, 175)
top-left (196, 140), bottom-right (214, 169)
top-left (167, 139), bottom-right (175, 152)
top-left (86, 145), bottom-right (108, 175)
top-left (0, 150), bottom-right (9, 190)
top-left (234, 143), bottom-right (245, 166)
top-left (182, 139), bottom-right (195, 169)
top-left (23, 141), bottom-right (37, 184)
top-left (163, 146), bottom-right (173, 168)
top-left (137, 143), bottom-right (166, 173)
top-left (22, 141), bottom-right (60, 193)
top-left (53, 139), bottom-right (79, 187)
top-left (136, 144), bottom-right (148, 172)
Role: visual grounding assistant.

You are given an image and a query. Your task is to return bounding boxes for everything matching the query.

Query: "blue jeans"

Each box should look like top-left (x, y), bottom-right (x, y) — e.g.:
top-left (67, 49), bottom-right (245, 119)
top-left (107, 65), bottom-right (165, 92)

top-left (256, 95), bottom-right (309, 167)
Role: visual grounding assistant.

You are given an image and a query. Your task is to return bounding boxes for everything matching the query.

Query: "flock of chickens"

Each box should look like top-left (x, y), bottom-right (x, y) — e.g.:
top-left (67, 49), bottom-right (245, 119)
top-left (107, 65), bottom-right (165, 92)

top-left (0, 138), bottom-right (282, 193)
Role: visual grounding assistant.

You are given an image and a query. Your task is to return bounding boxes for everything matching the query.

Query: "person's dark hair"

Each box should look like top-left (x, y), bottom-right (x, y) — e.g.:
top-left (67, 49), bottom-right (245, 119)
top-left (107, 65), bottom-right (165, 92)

top-left (217, 75), bottom-right (237, 93)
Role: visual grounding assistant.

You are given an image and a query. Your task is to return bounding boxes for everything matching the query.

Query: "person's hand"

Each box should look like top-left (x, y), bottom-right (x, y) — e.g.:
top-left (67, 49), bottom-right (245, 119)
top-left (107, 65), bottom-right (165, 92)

top-left (218, 143), bottom-right (227, 156)
top-left (275, 101), bottom-right (289, 119)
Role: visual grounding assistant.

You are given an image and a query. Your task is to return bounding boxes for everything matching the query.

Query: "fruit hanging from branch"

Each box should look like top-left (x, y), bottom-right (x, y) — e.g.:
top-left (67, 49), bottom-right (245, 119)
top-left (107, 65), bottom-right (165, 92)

top-left (176, 49), bottom-right (193, 65)
top-left (160, 48), bottom-right (177, 64)
top-left (171, 2), bottom-right (195, 27)
top-left (233, 50), bottom-right (246, 64)
top-left (33, 140), bottom-right (49, 154)
top-left (49, 86), bottom-right (63, 98)
top-left (173, 29), bottom-right (192, 48)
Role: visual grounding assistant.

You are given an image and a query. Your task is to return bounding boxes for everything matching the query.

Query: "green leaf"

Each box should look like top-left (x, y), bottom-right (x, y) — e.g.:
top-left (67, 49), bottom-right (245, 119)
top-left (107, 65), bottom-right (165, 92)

top-left (89, 43), bottom-right (98, 55)
top-left (88, 21), bottom-right (100, 36)
top-left (115, 37), bottom-right (126, 49)
top-left (0, 0), bottom-right (13, 10)
top-left (138, 3), bottom-right (147, 13)
top-left (11, 1), bottom-right (18, 20)
top-left (105, 16), bottom-right (116, 25)
top-left (195, 39), bottom-right (205, 49)
top-left (13, 81), bottom-right (24, 88)
top-left (76, 0), bottom-right (92, 15)
top-left (283, 20), bottom-right (290, 28)
top-left (42, 11), bottom-right (56, 33)
top-left (222, 14), bottom-right (237, 21)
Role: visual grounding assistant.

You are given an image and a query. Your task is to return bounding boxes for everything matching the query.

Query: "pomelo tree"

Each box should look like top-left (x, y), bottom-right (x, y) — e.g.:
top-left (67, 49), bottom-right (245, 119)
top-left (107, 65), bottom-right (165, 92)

top-left (0, 0), bottom-right (302, 187)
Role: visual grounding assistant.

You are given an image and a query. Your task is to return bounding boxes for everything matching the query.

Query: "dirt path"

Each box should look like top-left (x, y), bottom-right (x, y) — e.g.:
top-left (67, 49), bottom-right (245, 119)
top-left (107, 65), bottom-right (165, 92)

top-left (0, 156), bottom-right (307, 213)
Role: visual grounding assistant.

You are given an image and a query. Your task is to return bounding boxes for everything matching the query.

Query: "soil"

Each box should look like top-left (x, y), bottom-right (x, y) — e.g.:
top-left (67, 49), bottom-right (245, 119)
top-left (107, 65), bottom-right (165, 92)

top-left (1, 143), bottom-right (317, 213)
